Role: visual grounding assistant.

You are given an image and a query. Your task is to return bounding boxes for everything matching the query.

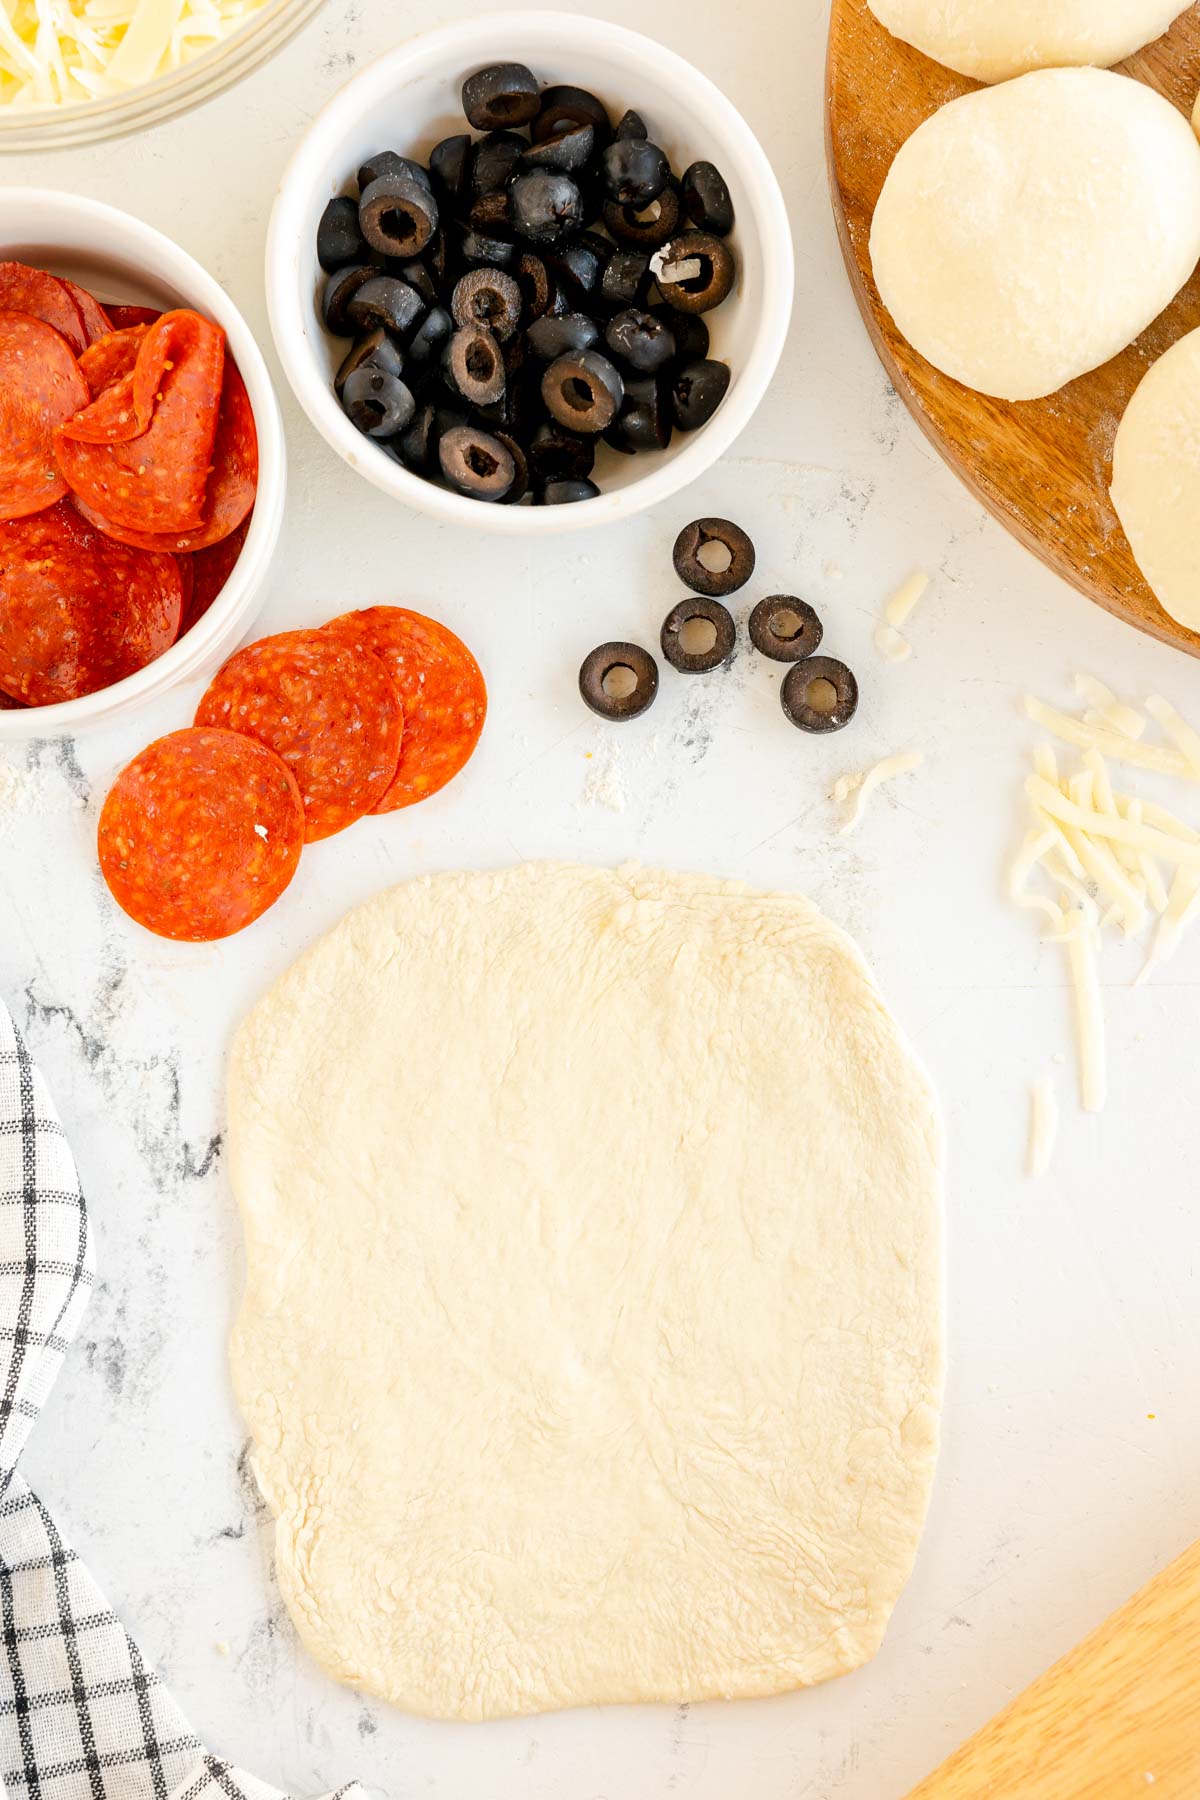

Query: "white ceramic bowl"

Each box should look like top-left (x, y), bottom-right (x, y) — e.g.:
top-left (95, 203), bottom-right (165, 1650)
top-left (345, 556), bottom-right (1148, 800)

top-left (266, 10), bottom-right (794, 534)
top-left (0, 189), bottom-right (285, 742)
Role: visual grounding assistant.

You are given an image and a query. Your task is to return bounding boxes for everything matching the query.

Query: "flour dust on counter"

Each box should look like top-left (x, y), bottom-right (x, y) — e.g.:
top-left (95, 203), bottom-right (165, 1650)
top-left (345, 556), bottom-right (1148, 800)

top-left (228, 863), bottom-right (944, 1723)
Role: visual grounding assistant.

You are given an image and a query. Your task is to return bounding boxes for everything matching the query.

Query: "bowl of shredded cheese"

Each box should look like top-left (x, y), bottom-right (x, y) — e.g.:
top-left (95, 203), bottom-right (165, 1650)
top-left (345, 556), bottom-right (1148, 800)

top-left (0, 0), bottom-right (326, 150)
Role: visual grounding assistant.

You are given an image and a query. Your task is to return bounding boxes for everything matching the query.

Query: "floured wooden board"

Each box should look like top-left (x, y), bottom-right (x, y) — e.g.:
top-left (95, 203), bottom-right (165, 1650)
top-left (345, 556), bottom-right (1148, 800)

top-left (906, 1537), bottom-right (1200, 1797)
top-left (826, 0), bottom-right (1200, 658)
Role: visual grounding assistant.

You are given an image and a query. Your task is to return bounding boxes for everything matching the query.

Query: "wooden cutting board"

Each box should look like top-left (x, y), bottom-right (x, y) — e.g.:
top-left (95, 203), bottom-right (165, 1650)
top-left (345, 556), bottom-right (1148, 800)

top-left (826, 0), bottom-right (1200, 659)
top-left (905, 1537), bottom-right (1200, 1797)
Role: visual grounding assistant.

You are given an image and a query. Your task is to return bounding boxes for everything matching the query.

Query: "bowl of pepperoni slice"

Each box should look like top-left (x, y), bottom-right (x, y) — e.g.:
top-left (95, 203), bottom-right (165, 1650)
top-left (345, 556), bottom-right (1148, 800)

top-left (0, 187), bottom-right (285, 740)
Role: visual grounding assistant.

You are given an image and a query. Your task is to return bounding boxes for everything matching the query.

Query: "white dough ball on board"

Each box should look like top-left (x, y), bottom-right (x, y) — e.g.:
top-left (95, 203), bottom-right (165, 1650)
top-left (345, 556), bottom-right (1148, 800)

top-left (1111, 326), bottom-right (1200, 631)
top-left (867, 0), bottom-right (1191, 83)
top-left (869, 69), bottom-right (1200, 402)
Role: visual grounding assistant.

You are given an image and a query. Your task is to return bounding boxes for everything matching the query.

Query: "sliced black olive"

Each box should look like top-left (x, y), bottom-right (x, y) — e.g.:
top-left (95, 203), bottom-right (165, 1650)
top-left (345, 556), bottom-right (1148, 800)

top-left (660, 597), bottom-right (736, 673)
top-left (359, 174), bottom-right (439, 258)
top-left (334, 327), bottom-right (403, 395)
top-left (653, 232), bottom-right (735, 314)
top-left (603, 372), bottom-right (672, 453)
top-left (673, 517), bottom-right (755, 597)
top-left (508, 170), bottom-right (584, 245)
top-left (358, 151), bottom-right (433, 195)
top-left (537, 478), bottom-right (600, 505)
top-left (405, 303), bottom-right (454, 372)
top-left (780, 657), bottom-right (858, 733)
top-left (425, 228), bottom-right (453, 288)
top-left (527, 310), bottom-right (600, 361)
top-left (468, 191), bottom-right (512, 233)
top-left (398, 400), bottom-right (468, 472)
top-left (451, 267), bottom-right (522, 342)
top-left (341, 366), bottom-right (415, 438)
top-left (429, 134), bottom-right (473, 210)
top-left (456, 222), bottom-right (517, 270)
top-left (444, 323), bottom-right (505, 406)
top-left (670, 357), bottom-right (730, 430)
top-left (602, 184), bottom-right (680, 249)
top-left (615, 107), bottom-right (647, 141)
top-left (748, 596), bottom-right (823, 663)
top-left (579, 641), bottom-right (659, 720)
top-left (544, 230), bottom-right (608, 304)
top-left (533, 84), bottom-right (611, 147)
top-left (520, 122), bottom-right (595, 175)
top-left (542, 349), bottom-right (624, 434)
top-left (514, 252), bottom-right (552, 322)
top-left (528, 419), bottom-right (595, 483)
top-left (680, 160), bottom-right (734, 236)
top-left (599, 248), bottom-right (651, 312)
top-left (471, 129), bottom-right (526, 197)
top-left (604, 308), bottom-right (675, 374)
top-left (601, 138), bottom-right (670, 207)
top-left (462, 61), bottom-right (540, 131)
top-left (494, 430), bottom-right (530, 503)
top-left (649, 304), bottom-right (709, 362)
top-left (398, 259), bottom-right (438, 307)
top-left (344, 274), bottom-right (425, 338)
top-left (438, 424), bottom-right (516, 500)
top-left (322, 264), bottom-right (378, 335)
top-left (317, 197), bottom-right (365, 272)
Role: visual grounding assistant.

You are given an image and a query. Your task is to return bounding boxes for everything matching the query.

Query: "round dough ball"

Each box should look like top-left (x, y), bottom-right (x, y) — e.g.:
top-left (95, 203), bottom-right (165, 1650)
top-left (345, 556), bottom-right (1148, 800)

top-left (868, 0), bottom-right (1191, 83)
top-left (228, 863), bottom-right (944, 1722)
top-left (870, 69), bottom-right (1200, 401)
top-left (1111, 326), bottom-right (1200, 630)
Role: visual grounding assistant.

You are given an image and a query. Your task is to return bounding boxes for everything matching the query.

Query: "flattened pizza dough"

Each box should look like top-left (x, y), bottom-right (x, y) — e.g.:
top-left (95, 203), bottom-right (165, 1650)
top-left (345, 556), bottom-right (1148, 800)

top-left (868, 0), bottom-right (1191, 83)
top-left (870, 69), bottom-right (1200, 401)
top-left (1111, 325), bottom-right (1200, 631)
top-left (228, 864), bottom-right (944, 1721)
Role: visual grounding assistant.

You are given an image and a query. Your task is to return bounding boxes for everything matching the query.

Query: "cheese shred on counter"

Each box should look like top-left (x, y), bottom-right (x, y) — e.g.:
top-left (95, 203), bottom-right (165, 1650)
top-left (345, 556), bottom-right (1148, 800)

top-left (0, 0), bottom-right (265, 109)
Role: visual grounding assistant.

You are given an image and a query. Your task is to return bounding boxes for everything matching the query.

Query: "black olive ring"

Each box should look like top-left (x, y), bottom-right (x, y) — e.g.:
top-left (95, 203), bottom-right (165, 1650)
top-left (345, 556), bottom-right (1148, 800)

top-left (672, 517), bottom-right (756, 598)
top-left (660, 597), bottom-right (736, 674)
top-left (748, 595), bottom-right (823, 664)
top-left (579, 641), bottom-right (659, 720)
top-left (780, 657), bottom-right (859, 734)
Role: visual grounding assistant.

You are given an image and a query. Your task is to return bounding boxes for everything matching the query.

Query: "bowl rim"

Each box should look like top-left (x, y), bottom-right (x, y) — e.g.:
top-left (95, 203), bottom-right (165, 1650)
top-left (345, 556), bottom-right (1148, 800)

top-left (266, 7), bottom-right (794, 536)
top-left (0, 188), bottom-right (285, 740)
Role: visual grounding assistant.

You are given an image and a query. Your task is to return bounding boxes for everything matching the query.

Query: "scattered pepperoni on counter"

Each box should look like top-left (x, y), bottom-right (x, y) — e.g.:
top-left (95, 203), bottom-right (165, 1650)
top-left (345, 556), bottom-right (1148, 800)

top-left (194, 629), bottom-right (404, 842)
top-left (98, 727), bottom-right (305, 942)
top-left (0, 312), bottom-right (89, 522)
top-left (323, 606), bottom-right (487, 810)
top-left (0, 501), bottom-right (183, 706)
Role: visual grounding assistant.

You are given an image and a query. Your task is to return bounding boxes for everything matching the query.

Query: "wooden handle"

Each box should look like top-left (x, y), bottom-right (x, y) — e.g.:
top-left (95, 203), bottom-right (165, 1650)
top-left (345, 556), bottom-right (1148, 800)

top-left (906, 1539), bottom-right (1200, 1797)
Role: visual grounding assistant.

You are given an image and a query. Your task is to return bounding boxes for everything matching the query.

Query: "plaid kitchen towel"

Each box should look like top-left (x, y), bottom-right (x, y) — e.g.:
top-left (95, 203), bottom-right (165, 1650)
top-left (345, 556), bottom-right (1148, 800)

top-left (0, 997), bottom-right (362, 1800)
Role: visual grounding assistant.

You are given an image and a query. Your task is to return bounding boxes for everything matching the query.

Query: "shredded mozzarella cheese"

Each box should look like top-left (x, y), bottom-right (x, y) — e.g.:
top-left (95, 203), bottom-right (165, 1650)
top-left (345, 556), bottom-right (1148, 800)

top-left (834, 750), bottom-right (923, 834)
top-left (0, 0), bottom-right (263, 108)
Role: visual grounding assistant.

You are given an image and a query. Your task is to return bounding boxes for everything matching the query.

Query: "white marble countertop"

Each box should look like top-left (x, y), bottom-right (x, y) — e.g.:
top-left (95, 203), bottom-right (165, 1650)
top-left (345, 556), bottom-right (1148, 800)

top-left (2, 2), bottom-right (1198, 1795)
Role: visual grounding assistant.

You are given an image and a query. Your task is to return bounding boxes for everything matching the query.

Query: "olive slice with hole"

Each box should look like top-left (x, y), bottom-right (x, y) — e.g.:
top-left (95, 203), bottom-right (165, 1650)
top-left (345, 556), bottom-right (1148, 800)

top-left (359, 174), bottom-right (439, 258)
top-left (344, 275), bottom-right (425, 338)
top-left (748, 596), bottom-right (823, 663)
top-left (533, 84), bottom-right (611, 148)
top-left (579, 642), bottom-right (659, 719)
top-left (462, 61), bottom-right (539, 131)
top-left (451, 267), bottom-right (522, 341)
top-left (335, 327), bottom-right (404, 395)
top-left (322, 264), bottom-right (378, 335)
top-left (494, 431), bottom-right (530, 504)
top-left (673, 517), bottom-right (755, 597)
top-left (780, 657), bottom-right (859, 733)
top-left (520, 122), bottom-right (596, 176)
top-left (444, 323), bottom-right (505, 406)
top-left (660, 597), bottom-right (736, 674)
top-left (542, 349), bottom-right (624, 434)
top-left (341, 367), bottom-right (415, 438)
top-left (358, 151), bottom-right (433, 195)
top-left (602, 186), bottom-right (680, 249)
top-left (438, 424), bottom-right (516, 500)
top-left (514, 252), bottom-right (552, 322)
top-left (653, 232), bottom-right (736, 315)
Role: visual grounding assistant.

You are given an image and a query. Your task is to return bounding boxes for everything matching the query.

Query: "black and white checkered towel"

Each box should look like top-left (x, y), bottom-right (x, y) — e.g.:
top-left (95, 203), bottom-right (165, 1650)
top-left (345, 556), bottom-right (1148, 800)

top-left (0, 995), bottom-right (362, 1800)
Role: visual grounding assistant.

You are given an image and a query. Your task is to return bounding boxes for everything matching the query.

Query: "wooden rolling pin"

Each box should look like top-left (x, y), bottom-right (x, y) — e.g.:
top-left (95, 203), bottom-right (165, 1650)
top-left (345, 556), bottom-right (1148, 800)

top-left (906, 1539), bottom-right (1200, 1797)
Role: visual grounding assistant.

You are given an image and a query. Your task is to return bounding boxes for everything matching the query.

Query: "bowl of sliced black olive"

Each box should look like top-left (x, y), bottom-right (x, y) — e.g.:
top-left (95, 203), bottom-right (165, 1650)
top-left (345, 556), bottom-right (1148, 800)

top-left (267, 11), bottom-right (793, 529)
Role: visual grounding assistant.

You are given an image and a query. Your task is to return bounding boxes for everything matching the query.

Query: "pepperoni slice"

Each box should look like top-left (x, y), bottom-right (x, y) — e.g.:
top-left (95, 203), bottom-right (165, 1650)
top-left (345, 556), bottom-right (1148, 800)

top-left (68, 358), bottom-right (257, 553)
top-left (61, 371), bottom-right (142, 445)
top-left (78, 324), bottom-right (149, 399)
top-left (194, 628), bottom-right (403, 842)
top-left (0, 501), bottom-right (183, 705)
top-left (98, 727), bottom-right (304, 941)
top-left (183, 514), bottom-right (250, 630)
top-left (0, 312), bottom-right (89, 523)
top-left (60, 279), bottom-right (112, 346)
top-left (322, 607), bottom-right (486, 811)
top-left (0, 264), bottom-right (87, 355)
top-left (55, 310), bottom-right (225, 533)
top-left (0, 689), bottom-right (24, 710)
top-left (106, 304), bottom-right (162, 330)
